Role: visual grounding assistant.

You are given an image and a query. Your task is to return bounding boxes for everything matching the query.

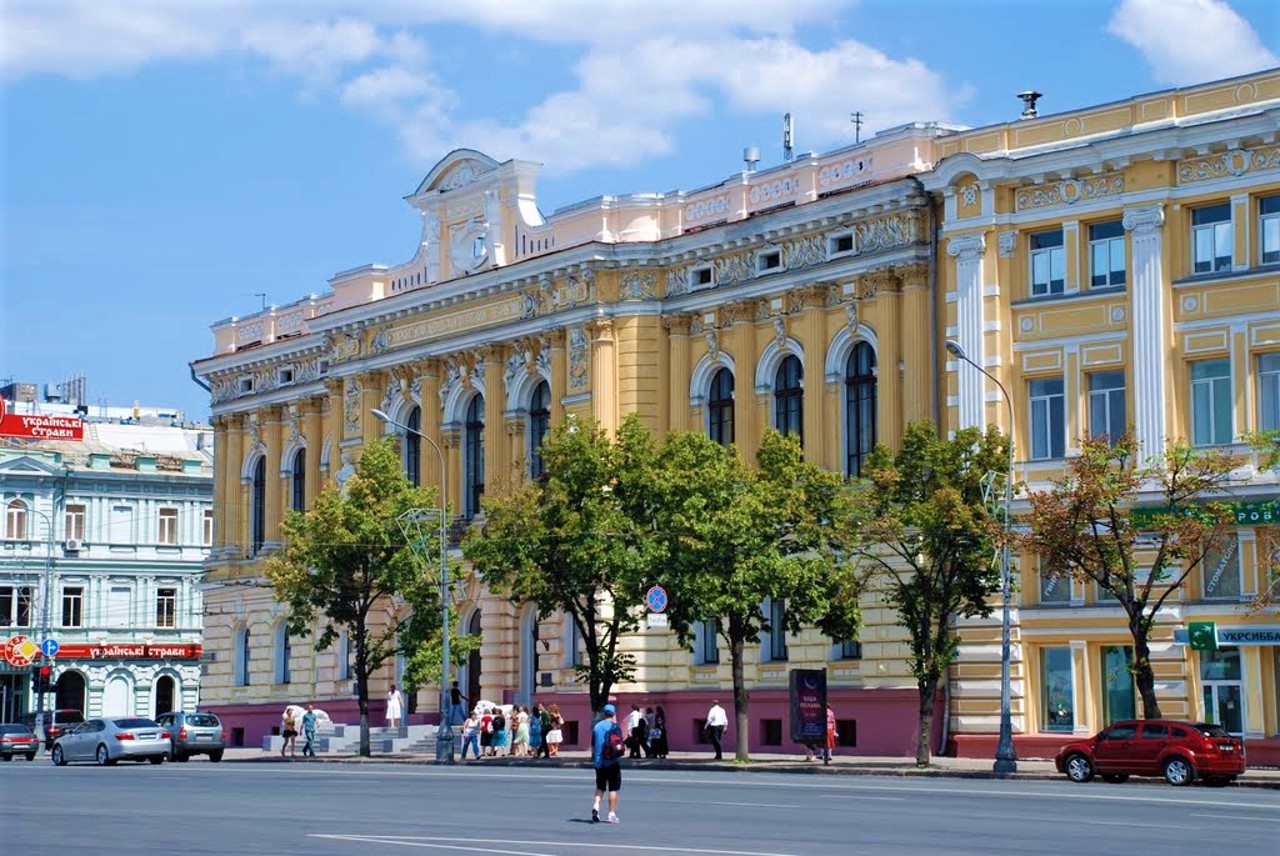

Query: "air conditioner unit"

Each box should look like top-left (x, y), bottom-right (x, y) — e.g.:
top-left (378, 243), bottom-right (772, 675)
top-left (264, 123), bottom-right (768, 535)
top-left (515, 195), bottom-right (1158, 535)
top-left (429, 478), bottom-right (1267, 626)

top-left (64, 539), bottom-right (83, 552)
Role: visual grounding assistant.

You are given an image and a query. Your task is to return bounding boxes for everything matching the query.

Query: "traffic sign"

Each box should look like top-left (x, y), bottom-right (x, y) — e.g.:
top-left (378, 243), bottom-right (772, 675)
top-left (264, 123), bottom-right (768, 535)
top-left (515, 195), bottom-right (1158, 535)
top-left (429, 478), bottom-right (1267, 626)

top-left (41, 639), bottom-right (60, 659)
top-left (3, 635), bottom-right (38, 667)
top-left (645, 585), bottom-right (668, 613)
top-left (646, 613), bottom-right (669, 629)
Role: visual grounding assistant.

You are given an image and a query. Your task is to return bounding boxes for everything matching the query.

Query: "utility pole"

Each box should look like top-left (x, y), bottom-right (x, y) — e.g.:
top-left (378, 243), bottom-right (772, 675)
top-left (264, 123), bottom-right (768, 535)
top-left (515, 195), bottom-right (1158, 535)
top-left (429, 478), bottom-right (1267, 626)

top-left (851, 111), bottom-right (864, 144)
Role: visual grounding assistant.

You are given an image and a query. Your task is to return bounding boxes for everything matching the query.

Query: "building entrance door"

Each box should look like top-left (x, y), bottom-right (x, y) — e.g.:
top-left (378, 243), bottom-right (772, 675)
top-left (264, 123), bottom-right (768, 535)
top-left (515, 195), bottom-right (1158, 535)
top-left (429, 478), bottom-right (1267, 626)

top-left (1199, 647), bottom-right (1244, 736)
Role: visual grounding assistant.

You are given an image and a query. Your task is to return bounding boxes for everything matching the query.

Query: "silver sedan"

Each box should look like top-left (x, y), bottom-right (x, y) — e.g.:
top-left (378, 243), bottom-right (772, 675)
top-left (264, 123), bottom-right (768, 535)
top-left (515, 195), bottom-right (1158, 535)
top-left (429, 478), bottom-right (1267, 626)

top-left (52, 717), bottom-right (171, 766)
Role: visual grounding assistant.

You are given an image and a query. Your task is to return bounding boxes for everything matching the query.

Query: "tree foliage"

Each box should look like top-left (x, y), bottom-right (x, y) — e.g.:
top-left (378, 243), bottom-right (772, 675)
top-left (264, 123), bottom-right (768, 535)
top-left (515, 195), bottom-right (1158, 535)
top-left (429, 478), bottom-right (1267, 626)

top-left (840, 422), bottom-right (1006, 766)
top-left (264, 438), bottom-right (446, 757)
top-left (1021, 432), bottom-right (1241, 720)
top-left (655, 429), bottom-right (861, 762)
top-left (463, 414), bottom-right (662, 712)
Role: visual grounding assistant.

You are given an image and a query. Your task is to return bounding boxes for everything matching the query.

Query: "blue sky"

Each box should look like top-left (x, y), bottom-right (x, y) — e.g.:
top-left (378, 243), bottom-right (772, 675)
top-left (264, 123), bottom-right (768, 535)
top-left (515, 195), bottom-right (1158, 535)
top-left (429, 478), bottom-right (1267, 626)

top-left (1, 0), bottom-right (1276, 421)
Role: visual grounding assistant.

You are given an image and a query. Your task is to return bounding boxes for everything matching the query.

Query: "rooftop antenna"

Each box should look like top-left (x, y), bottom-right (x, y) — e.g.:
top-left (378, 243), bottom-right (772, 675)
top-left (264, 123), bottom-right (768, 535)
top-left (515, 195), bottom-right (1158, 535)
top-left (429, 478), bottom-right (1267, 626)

top-left (851, 111), bottom-right (864, 144)
top-left (241, 292), bottom-right (269, 311)
top-left (743, 146), bottom-right (761, 173)
top-left (1017, 90), bottom-right (1043, 120)
top-left (782, 113), bottom-right (794, 162)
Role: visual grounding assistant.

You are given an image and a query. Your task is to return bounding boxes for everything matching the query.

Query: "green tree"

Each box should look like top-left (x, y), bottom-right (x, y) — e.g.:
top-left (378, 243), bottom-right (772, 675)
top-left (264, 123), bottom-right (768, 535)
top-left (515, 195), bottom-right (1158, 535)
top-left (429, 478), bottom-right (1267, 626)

top-left (463, 415), bottom-right (662, 713)
top-left (655, 429), bottom-right (861, 762)
top-left (1022, 433), bottom-right (1242, 719)
top-left (840, 422), bottom-right (1006, 766)
top-left (1244, 430), bottom-right (1280, 611)
top-left (264, 438), bottom-right (446, 757)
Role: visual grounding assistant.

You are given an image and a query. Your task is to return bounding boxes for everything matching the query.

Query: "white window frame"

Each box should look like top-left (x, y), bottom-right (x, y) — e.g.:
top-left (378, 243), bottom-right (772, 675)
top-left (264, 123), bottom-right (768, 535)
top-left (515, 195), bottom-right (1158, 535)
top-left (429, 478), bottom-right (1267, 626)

top-left (64, 503), bottom-right (86, 541)
top-left (1260, 352), bottom-right (1280, 433)
top-left (155, 587), bottom-right (177, 628)
top-left (688, 264), bottom-right (714, 290)
top-left (237, 376), bottom-right (254, 395)
top-left (61, 586), bottom-right (84, 628)
top-left (1192, 203), bottom-right (1233, 274)
top-left (277, 366), bottom-right (295, 386)
top-left (202, 509), bottom-right (214, 547)
top-left (1191, 358), bottom-right (1233, 446)
top-left (828, 232), bottom-right (854, 257)
top-left (1029, 376), bottom-right (1066, 461)
top-left (762, 597), bottom-right (788, 663)
top-left (755, 249), bottom-right (782, 274)
top-left (1088, 221), bottom-right (1126, 288)
top-left (158, 507), bottom-right (179, 545)
top-left (1088, 371), bottom-right (1126, 444)
top-left (5, 499), bottom-right (28, 541)
top-left (1030, 229), bottom-right (1065, 297)
top-left (0, 585), bottom-right (33, 627)
top-left (1260, 196), bottom-right (1280, 265)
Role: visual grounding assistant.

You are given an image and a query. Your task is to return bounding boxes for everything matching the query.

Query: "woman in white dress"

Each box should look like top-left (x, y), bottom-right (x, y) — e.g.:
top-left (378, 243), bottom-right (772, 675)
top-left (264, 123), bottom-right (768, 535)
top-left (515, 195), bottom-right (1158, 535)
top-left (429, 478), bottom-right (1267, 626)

top-left (386, 683), bottom-right (404, 729)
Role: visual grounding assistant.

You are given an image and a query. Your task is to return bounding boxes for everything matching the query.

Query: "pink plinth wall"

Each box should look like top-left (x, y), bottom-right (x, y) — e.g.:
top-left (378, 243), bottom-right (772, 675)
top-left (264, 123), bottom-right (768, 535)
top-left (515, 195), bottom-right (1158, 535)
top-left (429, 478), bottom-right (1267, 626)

top-left (207, 698), bottom-right (438, 747)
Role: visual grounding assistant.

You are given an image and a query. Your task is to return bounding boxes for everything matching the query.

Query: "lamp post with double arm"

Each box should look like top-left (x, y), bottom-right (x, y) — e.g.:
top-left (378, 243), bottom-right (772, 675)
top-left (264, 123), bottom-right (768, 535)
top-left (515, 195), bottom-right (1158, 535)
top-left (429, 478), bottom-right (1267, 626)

top-left (371, 408), bottom-right (454, 764)
top-left (944, 339), bottom-right (1018, 776)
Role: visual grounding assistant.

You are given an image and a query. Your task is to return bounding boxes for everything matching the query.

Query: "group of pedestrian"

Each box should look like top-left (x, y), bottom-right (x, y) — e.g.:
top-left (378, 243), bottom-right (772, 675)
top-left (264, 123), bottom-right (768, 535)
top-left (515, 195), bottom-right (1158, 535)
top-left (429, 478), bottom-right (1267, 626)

top-left (459, 702), bottom-right (565, 761)
top-left (622, 704), bottom-right (669, 759)
top-left (279, 704), bottom-right (318, 759)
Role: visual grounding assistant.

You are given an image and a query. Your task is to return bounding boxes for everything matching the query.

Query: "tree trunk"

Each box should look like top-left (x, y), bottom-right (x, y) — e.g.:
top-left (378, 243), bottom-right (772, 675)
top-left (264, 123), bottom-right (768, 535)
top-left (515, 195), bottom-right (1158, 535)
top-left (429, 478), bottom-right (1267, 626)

top-left (916, 674), bottom-right (936, 768)
top-left (730, 631), bottom-right (749, 762)
top-left (1131, 620), bottom-right (1162, 720)
top-left (356, 631), bottom-right (370, 757)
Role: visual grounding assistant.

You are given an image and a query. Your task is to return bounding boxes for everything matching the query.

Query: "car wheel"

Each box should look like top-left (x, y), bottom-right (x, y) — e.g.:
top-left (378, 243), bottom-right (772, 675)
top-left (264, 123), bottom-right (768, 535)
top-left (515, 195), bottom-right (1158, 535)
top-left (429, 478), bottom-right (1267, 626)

top-left (1101, 773), bottom-right (1129, 784)
top-left (149, 756), bottom-right (164, 765)
top-left (52, 746), bottom-right (66, 767)
top-left (25, 754), bottom-right (36, 762)
top-left (1064, 753), bottom-right (1094, 783)
top-left (177, 753), bottom-right (190, 762)
top-left (96, 744), bottom-right (116, 767)
top-left (209, 750), bottom-right (224, 763)
top-left (1163, 756), bottom-right (1194, 787)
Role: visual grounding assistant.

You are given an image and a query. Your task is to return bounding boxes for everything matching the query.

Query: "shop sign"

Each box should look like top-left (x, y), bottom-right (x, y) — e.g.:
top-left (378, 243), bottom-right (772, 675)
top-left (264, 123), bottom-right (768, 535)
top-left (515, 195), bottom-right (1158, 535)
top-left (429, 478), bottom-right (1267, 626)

top-left (0, 395), bottom-right (84, 440)
top-left (1216, 626), bottom-right (1280, 646)
top-left (789, 668), bottom-right (827, 744)
top-left (3, 635), bottom-right (38, 667)
top-left (1131, 499), bottom-right (1280, 528)
top-left (1187, 622), bottom-right (1218, 651)
top-left (54, 644), bottom-right (203, 660)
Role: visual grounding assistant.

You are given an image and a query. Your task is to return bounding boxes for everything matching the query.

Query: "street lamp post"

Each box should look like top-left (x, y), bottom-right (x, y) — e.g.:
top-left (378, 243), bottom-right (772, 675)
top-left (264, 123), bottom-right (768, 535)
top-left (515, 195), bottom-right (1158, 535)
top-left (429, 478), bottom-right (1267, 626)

top-left (371, 408), bottom-right (454, 764)
top-left (945, 339), bottom-right (1018, 776)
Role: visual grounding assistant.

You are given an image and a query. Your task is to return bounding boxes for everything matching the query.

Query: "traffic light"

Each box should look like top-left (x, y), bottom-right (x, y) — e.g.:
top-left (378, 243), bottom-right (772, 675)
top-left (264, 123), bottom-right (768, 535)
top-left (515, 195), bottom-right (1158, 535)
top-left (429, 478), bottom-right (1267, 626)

top-left (32, 662), bottom-right (53, 693)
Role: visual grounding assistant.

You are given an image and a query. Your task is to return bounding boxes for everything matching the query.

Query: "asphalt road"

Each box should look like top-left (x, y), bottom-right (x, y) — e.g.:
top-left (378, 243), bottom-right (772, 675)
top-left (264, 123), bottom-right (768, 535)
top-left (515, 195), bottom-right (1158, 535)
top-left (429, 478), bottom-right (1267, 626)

top-left (2, 759), bottom-right (1277, 856)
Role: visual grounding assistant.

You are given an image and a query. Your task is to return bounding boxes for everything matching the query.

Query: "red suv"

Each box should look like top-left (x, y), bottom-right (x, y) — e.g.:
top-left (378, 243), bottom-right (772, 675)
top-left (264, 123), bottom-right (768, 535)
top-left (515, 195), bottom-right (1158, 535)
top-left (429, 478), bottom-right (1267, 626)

top-left (1055, 720), bottom-right (1245, 786)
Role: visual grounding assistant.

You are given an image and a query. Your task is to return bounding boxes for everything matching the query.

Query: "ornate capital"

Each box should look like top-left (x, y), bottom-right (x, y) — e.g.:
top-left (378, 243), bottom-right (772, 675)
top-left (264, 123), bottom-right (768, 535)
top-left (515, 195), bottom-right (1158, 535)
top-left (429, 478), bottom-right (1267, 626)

top-left (661, 313), bottom-right (693, 335)
top-left (893, 260), bottom-right (930, 286)
top-left (997, 230), bottom-right (1017, 258)
top-left (1123, 204), bottom-right (1165, 234)
top-left (946, 233), bottom-right (986, 262)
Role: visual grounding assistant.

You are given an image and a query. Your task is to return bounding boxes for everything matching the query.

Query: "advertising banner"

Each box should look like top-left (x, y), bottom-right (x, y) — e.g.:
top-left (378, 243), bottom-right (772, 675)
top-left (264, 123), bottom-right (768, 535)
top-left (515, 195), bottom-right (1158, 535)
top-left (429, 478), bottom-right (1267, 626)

top-left (0, 395), bottom-right (84, 440)
top-left (789, 668), bottom-right (827, 744)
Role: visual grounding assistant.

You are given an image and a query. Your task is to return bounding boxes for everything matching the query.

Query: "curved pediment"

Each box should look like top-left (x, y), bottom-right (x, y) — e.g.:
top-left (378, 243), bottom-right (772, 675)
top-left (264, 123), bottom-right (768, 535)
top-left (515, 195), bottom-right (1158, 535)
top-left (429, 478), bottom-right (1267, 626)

top-left (411, 149), bottom-right (502, 197)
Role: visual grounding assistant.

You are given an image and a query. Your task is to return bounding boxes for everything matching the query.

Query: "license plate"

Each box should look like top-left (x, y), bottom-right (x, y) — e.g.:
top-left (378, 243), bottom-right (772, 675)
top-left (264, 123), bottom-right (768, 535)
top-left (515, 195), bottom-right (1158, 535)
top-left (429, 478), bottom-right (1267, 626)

top-left (198, 734), bottom-right (214, 741)
top-left (1220, 745), bottom-right (1235, 752)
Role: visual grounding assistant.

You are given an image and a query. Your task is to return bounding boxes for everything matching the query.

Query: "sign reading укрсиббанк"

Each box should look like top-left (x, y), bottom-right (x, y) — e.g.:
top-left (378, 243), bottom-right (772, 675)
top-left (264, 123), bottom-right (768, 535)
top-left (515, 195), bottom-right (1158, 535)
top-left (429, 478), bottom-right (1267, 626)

top-left (1217, 627), bottom-right (1280, 646)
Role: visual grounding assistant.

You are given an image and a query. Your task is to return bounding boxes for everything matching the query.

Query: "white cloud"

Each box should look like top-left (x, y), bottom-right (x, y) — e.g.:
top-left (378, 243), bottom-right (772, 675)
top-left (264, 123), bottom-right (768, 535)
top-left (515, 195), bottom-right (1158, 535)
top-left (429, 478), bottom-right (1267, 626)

top-left (1108, 0), bottom-right (1277, 85)
top-left (0, 1), bottom-right (959, 175)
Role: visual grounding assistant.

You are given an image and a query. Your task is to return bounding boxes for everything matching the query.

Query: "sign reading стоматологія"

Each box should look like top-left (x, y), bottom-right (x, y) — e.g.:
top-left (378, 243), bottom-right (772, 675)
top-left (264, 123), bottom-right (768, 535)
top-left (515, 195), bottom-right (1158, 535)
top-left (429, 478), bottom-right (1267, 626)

top-left (0, 395), bottom-right (84, 440)
top-left (789, 668), bottom-right (827, 744)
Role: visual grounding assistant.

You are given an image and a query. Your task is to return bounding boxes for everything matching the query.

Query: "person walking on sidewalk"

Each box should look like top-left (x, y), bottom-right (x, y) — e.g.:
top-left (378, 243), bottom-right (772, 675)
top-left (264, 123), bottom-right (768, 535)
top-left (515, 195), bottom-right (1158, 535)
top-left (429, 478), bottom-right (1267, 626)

top-left (536, 704), bottom-right (552, 759)
top-left (386, 683), bottom-right (404, 730)
top-left (546, 705), bottom-right (563, 757)
top-left (528, 704), bottom-right (543, 757)
top-left (460, 711), bottom-right (481, 760)
top-left (280, 708), bottom-right (299, 758)
top-left (301, 705), bottom-right (318, 758)
top-left (626, 705), bottom-right (645, 759)
top-left (705, 700), bottom-right (728, 760)
top-left (448, 680), bottom-right (468, 726)
top-left (824, 703), bottom-right (838, 764)
top-left (591, 703), bottom-right (624, 824)
top-left (650, 706), bottom-right (669, 759)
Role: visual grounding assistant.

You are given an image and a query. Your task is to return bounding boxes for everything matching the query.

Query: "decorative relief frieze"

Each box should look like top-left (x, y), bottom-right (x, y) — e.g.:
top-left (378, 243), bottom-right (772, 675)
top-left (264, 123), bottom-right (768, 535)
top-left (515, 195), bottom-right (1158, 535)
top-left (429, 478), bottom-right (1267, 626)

top-left (326, 331), bottom-right (361, 365)
top-left (817, 157), bottom-right (870, 189)
top-left (1015, 174), bottom-right (1124, 210)
top-left (685, 195), bottom-right (730, 223)
top-left (748, 176), bottom-right (800, 206)
top-left (998, 231), bottom-right (1017, 258)
top-left (568, 326), bottom-right (589, 390)
top-left (1177, 145), bottom-right (1280, 185)
top-left (237, 320), bottom-right (265, 344)
top-left (714, 251), bottom-right (754, 286)
top-left (619, 271), bottom-right (657, 300)
top-left (782, 234), bottom-right (825, 269)
top-left (210, 379), bottom-right (237, 404)
top-left (343, 379), bottom-right (360, 435)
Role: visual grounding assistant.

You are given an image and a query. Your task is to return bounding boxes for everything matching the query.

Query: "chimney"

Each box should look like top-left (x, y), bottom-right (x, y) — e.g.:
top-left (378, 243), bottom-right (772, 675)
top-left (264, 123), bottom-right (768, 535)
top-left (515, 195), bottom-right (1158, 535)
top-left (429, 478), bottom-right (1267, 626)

top-left (1018, 90), bottom-right (1043, 120)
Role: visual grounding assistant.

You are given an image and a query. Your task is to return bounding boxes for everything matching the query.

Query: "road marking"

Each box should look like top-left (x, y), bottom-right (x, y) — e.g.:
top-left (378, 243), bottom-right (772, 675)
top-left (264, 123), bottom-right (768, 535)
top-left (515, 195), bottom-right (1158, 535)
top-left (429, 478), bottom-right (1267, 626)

top-left (310, 834), bottom-right (801, 856)
top-left (817, 794), bottom-right (908, 802)
top-left (1085, 820), bottom-right (1196, 830)
top-left (1191, 813), bottom-right (1280, 823)
top-left (707, 801), bottom-right (798, 809)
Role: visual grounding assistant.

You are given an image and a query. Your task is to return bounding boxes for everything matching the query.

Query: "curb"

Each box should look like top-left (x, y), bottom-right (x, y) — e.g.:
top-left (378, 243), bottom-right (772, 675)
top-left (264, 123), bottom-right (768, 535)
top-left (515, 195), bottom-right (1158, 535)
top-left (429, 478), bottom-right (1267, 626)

top-left (228, 755), bottom-right (1280, 789)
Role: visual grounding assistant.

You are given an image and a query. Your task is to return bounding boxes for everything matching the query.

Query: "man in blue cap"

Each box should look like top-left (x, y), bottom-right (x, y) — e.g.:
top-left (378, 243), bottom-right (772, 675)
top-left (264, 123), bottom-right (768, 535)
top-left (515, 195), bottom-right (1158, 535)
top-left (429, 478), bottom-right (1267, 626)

top-left (591, 703), bottom-right (624, 823)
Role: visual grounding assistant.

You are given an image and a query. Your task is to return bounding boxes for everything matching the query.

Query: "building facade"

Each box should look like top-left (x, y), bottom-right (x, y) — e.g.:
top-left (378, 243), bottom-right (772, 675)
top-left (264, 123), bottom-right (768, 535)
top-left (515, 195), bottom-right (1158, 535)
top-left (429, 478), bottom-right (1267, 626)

top-left (194, 69), bottom-right (1280, 758)
top-left (0, 421), bottom-right (213, 722)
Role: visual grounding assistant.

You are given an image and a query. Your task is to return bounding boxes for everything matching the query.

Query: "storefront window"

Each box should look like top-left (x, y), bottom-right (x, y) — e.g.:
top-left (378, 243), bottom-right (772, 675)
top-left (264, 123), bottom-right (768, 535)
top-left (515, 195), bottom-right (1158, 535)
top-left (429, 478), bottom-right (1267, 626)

top-left (1199, 647), bottom-right (1243, 735)
top-left (1041, 647), bottom-right (1074, 732)
top-left (1273, 651), bottom-right (1280, 737)
top-left (1101, 645), bottom-right (1135, 723)
top-left (1201, 534), bottom-right (1241, 600)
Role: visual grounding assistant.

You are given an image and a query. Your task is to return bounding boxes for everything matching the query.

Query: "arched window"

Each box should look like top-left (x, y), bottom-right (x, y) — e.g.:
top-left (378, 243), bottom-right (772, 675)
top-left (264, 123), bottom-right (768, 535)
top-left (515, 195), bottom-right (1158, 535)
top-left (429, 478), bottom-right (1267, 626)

top-left (845, 342), bottom-right (877, 477)
top-left (251, 457), bottom-right (266, 554)
top-left (404, 406), bottom-right (422, 486)
top-left (290, 448), bottom-right (306, 513)
top-left (464, 395), bottom-right (486, 518)
top-left (5, 499), bottom-right (28, 541)
top-left (234, 627), bottom-right (251, 687)
top-left (707, 368), bottom-right (735, 448)
top-left (528, 381), bottom-right (551, 479)
top-left (275, 623), bottom-right (292, 685)
top-left (774, 355), bottom-right (803, 443)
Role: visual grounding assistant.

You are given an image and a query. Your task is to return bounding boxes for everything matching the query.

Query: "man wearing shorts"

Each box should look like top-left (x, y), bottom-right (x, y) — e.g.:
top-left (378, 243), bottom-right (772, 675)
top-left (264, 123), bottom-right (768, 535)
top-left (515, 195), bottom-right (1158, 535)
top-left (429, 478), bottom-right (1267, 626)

top-left (591, 703), bottom-right (623, 824)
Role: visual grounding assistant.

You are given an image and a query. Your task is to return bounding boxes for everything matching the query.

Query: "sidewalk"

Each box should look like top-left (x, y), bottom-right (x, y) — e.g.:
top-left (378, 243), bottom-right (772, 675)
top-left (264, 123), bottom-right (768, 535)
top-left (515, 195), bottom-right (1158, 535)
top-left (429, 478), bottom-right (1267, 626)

top-left (222, 746), bottom-right (1280, 789)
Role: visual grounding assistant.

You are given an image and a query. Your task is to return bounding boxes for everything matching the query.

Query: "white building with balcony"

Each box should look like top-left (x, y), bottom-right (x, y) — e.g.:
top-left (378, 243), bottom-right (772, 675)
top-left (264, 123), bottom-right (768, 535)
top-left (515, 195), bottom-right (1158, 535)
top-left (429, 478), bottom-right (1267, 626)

top-left (0, 421), bottom-right (213, 721)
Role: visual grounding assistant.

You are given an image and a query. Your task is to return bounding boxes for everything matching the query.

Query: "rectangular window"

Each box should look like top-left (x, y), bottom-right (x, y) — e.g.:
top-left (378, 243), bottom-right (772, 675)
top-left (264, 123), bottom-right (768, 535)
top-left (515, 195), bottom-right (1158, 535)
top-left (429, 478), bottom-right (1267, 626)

top-left (1039, 558), bottom-right (1071, 605)
top-left (695, 619), bottom-right (719, 665)
top-left (1041, 647), bottom-right (1075, 732)
top-left (1260, 353), bottom-right (1280, 432)
top-left (838, 639), bottom-right (862, 660)
top-left (756, 250), bottom-right (781, 273)
top-left (1191, 359), bottom-right (1233, 446)
top-left (1029, 376), bottom-right (1065, 460)
top-left (1101, 645), bottom-right (1136, 724)
top-left (1088, 371), bottom-right (1126, 444)
top-left (203, 509), bottom-right (214, 547)
top-left (1030, 230), bottom-right (1066, 296)
top-left (765, 598), bottom-right (788, 662)
top-left (156, 587), bottom-right (177, 628)
top-left (1192, 203), bottom-right (1233, 274)
top-left (1202, 534), bottom-right (1241, 601)
top-left (830, 233), bottom-right (854, 255)
top-left (1259, 196), bottom-right (1280, 265)
top-left (158, 508), bottom-right (178, 545)
top-left (0, 586), bottom-right (33, 627)
top-left (64, 504), bottom-right (86, 541)
top-left (760, 719), bottom-right (783, 746)
top-left (61, 586), bottom-right (84, 628)
top-left (1089, 221), bottom-right (1126, 288)
top-left (690, 266), bottom-right (713, 289)
top-left (567, 620), bottom-right (583, 668)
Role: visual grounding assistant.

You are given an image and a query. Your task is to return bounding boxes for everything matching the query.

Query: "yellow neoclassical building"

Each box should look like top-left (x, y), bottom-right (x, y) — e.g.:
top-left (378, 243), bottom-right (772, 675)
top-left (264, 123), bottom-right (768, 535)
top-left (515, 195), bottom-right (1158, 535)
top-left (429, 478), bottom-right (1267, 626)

top-left (194, 68), bottom-right (1280, 760)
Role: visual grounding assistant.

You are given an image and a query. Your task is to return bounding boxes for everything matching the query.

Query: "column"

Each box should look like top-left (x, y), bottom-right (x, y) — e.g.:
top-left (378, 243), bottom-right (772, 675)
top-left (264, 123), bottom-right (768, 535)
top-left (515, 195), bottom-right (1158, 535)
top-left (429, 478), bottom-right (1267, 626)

top-left (724, 311), bottom-right (757, 460)
top-left (263, 407), bottom-right (284, 546)
top-left (322, 378), bottom-right (344, 486)
top-left (304, 399), bottom-right (323, 507)
top-left (483, 345), bottom-right (508, 491)
top-left (898, 261), bottom-right (932, 425)
top-left (947, 233), bottom-right (987, 431)
top-left (590, 318), bottom-right (618, 434)
top-left (224, 415), bottom-right (244, 557)
top-left (1071, 640), bottom-right (1092, 736)
top-left (867, 271), bottom-right (903, 449)
top-left (1122, 204), bottom-right (1166, 464)
top-left (796, 294), bottom-right (826, 466)
top-left (547, 331), bottom-right (566, 428)
top-left (664, 315), bottom-right (691, 433)
top-left (416, 359), bottom-right (443, 499)
top-left (359, 371), bottom-right (386, 446)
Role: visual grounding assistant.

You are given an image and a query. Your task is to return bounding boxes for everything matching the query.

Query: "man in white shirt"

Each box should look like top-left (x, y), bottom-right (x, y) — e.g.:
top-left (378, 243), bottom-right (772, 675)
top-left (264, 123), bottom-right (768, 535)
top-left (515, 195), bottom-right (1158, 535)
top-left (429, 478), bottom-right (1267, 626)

top-left (705, 700), bottom-right (728, 760)
top-left (626, 705), bottom-right (644, 758)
